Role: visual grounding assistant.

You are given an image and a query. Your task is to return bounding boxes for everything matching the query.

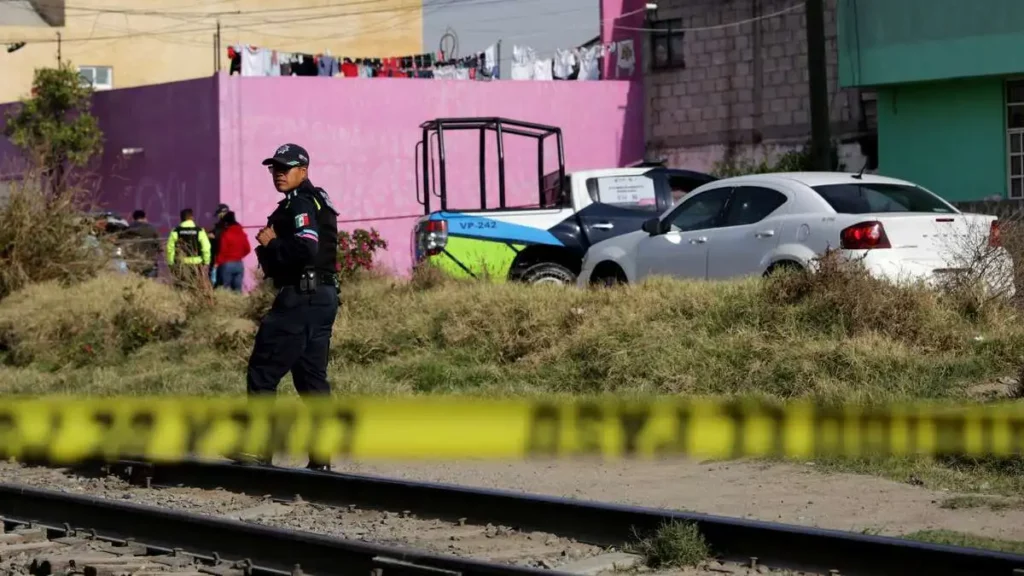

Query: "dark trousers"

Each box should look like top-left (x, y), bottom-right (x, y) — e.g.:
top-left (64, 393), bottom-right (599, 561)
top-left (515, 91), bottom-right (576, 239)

top-left (246, 285), bottom-right (339, 396)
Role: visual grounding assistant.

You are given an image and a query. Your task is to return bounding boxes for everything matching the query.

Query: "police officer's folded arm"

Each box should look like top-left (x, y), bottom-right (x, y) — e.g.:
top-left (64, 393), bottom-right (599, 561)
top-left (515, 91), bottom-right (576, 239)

top-left (263, 195), bottom-right (320, 269)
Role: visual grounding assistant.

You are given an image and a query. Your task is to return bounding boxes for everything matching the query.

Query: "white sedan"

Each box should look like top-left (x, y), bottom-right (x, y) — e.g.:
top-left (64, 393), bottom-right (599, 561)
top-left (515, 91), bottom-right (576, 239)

top-left (577, 172), bottom-right (1014, 294)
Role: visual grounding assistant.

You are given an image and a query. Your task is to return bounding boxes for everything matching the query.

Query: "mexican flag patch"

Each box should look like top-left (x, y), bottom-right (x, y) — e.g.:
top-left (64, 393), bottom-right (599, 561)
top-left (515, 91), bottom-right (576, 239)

top-left (294, 213), bottom-right (310, 227)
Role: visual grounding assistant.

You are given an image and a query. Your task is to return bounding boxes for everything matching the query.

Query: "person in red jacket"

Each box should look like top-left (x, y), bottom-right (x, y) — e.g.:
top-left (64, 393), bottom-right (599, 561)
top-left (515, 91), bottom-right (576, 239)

top-left (214, 211), bottom-right (251, 292)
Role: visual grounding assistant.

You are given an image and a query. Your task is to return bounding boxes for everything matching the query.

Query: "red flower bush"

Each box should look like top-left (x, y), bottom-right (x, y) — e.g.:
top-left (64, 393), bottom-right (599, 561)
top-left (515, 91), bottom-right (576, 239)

top-left (337, 228), bottom-right (388, 281)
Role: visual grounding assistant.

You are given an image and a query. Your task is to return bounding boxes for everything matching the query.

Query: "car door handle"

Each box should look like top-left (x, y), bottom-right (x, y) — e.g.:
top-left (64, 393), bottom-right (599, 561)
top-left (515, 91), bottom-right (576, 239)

top-left (591, 222), bottom-right (614, 230)
top-left (754, 230), bottom-right (775, 238)
top-left (689, 237), bottom-right (707, 244)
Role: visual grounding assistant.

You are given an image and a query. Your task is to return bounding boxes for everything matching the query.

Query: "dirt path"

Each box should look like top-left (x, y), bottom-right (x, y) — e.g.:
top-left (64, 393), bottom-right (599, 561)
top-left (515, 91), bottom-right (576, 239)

top-left (320, 458), bottom-right (1024, 542)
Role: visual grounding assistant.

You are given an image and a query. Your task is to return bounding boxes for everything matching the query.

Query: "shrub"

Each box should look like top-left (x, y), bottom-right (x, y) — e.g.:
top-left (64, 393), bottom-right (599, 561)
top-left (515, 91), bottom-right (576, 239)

top-left (0, 171), bottom-right (107, 301)
top-left (337, 227), bottom-right (388, 282)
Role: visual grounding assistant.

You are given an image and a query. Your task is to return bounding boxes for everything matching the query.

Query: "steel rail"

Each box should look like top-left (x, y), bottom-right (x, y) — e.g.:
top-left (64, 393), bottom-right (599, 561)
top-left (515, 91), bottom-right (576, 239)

top-left (0, 481), bottom-right (567, 576)
top-left (63, 458), bottom-right (1024, 576)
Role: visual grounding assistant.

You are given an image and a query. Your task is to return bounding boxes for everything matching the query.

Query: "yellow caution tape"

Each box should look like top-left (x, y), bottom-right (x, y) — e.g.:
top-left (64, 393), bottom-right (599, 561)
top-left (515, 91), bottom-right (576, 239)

top-left (2, 396), bottom-right (1024, 464)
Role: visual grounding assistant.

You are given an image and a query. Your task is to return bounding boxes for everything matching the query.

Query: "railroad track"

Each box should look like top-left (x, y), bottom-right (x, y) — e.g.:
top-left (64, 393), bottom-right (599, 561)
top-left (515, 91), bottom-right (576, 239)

top-left (0, 481), bottom-right (564, 576)
top-left (20, 457), bottom-right (1020, 576)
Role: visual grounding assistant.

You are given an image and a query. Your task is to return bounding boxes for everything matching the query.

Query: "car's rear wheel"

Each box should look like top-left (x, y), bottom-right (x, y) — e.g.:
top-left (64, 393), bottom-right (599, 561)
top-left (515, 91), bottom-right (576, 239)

top-left (521, 262), bottom-right (576, 286)
top-left (590, 262), bottom-right (628, 287)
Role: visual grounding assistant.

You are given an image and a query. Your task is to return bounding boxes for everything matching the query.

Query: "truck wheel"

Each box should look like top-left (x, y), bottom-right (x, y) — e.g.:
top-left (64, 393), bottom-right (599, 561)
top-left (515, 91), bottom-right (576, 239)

top-left (521, 262), bottom-right (576, 286)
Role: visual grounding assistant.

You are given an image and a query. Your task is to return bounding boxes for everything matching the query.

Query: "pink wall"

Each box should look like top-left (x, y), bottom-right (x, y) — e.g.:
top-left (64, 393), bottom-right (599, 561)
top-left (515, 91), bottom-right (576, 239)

top-left (217, 73), bottom-right (644, 284)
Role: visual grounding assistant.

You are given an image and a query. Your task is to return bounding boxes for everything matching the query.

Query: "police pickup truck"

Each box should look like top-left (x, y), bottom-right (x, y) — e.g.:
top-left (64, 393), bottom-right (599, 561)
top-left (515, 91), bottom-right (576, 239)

top-left (411, 117), bottom-right (716, 285)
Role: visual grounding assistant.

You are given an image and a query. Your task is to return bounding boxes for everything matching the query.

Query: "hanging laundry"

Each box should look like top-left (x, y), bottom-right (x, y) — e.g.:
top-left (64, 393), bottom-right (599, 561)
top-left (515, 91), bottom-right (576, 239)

top-left (552, 48), bottom-right (577, 80)
top-left (340, 59), bottom-right (358, 77)
top-left (484, 44), bottom-right (498, 79)
top-left (510, 45), bottom-right (536, 80)
top-left (318, 54), bottom-right (339, 76)
top-left (268, 51), bottom-right (281, 77)
top-left (616, 39), bottom-right (635, 78)
top-left (533, 58), bottom-right (553, 81)
top-left (241, 45), bottom-right (270, 76)
top-left (576, 46), bottom-right (601, 81)
top-left (293, 54), bottom-right (318, 76)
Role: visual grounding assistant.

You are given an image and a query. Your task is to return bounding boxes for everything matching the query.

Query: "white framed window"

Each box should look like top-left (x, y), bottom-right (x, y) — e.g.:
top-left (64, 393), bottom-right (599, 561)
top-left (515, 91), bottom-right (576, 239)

top-left (1007, 79), bottom-right (1024, 198)
top-left (77, 65), bottom-right (113, 91)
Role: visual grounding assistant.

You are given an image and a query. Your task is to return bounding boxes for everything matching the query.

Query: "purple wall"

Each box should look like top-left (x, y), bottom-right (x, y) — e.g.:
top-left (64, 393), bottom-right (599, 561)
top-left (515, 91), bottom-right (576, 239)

top-left (94, 78), bottom-right (221, 232)
top-left (217, 73), bottom-right (644, 282)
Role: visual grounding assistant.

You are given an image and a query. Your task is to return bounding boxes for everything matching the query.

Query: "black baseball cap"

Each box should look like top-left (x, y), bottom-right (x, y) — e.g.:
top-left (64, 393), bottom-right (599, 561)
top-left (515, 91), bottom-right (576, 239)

top-left (262, 143), bottom-right (310, 168)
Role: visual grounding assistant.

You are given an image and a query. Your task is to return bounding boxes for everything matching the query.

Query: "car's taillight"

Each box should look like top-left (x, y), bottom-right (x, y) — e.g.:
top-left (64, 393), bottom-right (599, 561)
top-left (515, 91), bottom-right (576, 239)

top-left (989, 220), bottom-right (1001, 248)
top-left (840, 221), bottom-right (891, 250)
top-left (416, 219), bottom-right (448, 259)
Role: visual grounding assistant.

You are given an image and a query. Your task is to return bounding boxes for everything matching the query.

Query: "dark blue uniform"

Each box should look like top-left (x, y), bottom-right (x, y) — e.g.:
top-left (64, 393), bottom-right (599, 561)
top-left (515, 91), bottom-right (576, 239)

top-left (248, 180), bottom-right (339, 398)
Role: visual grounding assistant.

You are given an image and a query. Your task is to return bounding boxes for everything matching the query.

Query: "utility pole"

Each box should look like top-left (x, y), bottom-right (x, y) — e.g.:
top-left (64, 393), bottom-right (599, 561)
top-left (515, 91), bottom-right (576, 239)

top-left (56, 31), bottom-right (61, 64)
top-left (216, 19), bottom-right (222, 72)
top-left (804, 0), bottom-right (831, 170)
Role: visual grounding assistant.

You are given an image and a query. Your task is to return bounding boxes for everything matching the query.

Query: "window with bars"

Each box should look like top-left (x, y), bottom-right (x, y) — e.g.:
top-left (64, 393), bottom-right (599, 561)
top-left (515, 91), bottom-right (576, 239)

top-left (1007, 80), bottom-right (1024, 198)
top-left (651, 19), bottom-right (685, 71)
top-left (78, 65), bottom-right (113, 91)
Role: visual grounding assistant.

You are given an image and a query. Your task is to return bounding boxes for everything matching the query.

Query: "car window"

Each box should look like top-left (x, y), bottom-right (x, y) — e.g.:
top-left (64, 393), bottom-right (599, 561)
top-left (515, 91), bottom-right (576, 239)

top-left (722, 186), bottom-right (788, 226)
top-left (811, 183), bottom-right (956, 214)
top-left (668, 174), bottom-right (714, 204)
top-left (586, 173), bottom-right (659, 211)
top-left (666, 187), bottom-right (732, 232)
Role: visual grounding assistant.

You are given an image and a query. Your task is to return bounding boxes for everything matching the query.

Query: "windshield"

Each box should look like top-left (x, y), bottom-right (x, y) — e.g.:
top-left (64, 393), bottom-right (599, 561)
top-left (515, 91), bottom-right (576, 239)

top-left (811, 183), bottom-right (956, 214)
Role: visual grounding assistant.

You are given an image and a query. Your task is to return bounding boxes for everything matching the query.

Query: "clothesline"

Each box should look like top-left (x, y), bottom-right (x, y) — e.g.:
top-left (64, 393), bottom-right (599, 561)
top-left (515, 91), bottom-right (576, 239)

top-left (228, 43), bottom-right (499, 79)
top-left (227, 38), bottom-right (624, 81)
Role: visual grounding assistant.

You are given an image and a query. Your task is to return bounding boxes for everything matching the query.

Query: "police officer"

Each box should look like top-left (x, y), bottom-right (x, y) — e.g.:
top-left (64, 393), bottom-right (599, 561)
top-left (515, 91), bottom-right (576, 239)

top-left (238, 143), bottom-right (340, 471)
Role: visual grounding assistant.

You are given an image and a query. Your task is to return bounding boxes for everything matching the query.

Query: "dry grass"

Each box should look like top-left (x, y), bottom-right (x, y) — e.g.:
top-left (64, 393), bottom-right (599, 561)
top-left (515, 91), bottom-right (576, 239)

top-left (0, 170), bottom-right (107, 299)
top-left (0, 256), bottom-right (1020, 403)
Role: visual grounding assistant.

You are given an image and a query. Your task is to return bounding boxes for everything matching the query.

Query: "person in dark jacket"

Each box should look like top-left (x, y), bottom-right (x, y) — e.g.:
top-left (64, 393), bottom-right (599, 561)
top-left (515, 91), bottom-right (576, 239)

top-left (122, 209), bottom-right (161, 278)
top-left (213, 211), bottom-right (251, 292)
top-left (233, 143), bottom-right (339, 471)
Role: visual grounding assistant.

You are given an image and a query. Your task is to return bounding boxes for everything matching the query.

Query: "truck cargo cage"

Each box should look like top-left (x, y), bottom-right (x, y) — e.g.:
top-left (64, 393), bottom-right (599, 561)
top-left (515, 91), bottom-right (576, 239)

top-left (416, 117), bottom-right (566, 214)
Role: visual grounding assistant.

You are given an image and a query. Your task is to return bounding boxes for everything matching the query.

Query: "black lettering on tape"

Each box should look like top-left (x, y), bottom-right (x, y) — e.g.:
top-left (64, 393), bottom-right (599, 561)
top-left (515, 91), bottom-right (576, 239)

top-left (129, 412), bottom-right (156, 457)
top-left (307, 408), bottom-right (357, 459)
top-left (576, 403), bottom-right (603, 455)
top-left (858, 411), bottom-right (892, 457)
top-left (618, 409), bottom-right (650, 456)
top-left (722, 401), bottom-right (747, 459)
top-left (812, 407), bottom-right (845, 456)
top-left (228, 410), bottom-right (256, 458)
top-left (185, 413), bottom-right (215, 454)
top-left (526, 404), bottom-right (561, 456)
top-left (762, 404), bottom-right (786, 457)
top-left (1011, 419), bottom-right (1024, 456)
top-left (0, 411), bottom-right (17, 459)
top-left (267, 409), bottom-right (298, 455)
top-left (980, 416), bottom-right (994, 456)
top-left (92, 411), bottom-right (116, 459)
top-left (652, 405), bottom-right (691, 455)
top-left (934, 415), bottom-right (966, 457)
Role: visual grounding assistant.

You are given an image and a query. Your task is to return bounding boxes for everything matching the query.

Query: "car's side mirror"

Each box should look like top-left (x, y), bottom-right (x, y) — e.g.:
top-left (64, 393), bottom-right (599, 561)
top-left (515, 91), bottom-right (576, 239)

top-left (642, 217), bottom-right (661, 235)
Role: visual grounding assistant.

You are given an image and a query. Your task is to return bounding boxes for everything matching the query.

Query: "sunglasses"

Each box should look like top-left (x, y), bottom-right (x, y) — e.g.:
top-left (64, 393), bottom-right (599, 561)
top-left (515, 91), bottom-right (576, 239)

top-left (267, 164), bottom-right (301, 174)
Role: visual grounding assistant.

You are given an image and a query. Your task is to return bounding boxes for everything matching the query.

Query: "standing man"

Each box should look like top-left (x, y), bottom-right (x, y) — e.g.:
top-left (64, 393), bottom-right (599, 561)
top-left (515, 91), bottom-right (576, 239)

top-left (166, 208), bottom-right (212, 287)
top-left (123, 209), bottom-right (161, 278)
top-left (208, 203), bottom-right (231, 287)
top-left (238, 143), bottom-right (339, 471)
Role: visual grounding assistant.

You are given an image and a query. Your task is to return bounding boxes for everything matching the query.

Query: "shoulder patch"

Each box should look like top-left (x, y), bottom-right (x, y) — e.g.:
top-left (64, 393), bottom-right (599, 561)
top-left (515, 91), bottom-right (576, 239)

top-left (295, 213), bottom-right (310, 228)
top-left (315, 188), bottom-right (339, 215)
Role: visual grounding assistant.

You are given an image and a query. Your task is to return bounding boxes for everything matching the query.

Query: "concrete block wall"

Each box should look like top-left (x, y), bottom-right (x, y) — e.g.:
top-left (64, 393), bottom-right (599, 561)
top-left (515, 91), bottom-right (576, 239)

top-left (646, 0), bottom-right (869, 173)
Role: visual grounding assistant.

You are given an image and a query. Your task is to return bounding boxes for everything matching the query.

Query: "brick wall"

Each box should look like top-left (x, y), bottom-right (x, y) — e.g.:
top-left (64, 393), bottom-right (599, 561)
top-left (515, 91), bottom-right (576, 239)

top-left (645, 0), bottom-right (872, 172)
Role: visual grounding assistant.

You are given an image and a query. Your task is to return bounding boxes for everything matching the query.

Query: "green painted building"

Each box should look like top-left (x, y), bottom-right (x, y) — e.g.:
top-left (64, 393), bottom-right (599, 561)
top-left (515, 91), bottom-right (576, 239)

top-left (838, 0), bottom-right (1024, 201)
